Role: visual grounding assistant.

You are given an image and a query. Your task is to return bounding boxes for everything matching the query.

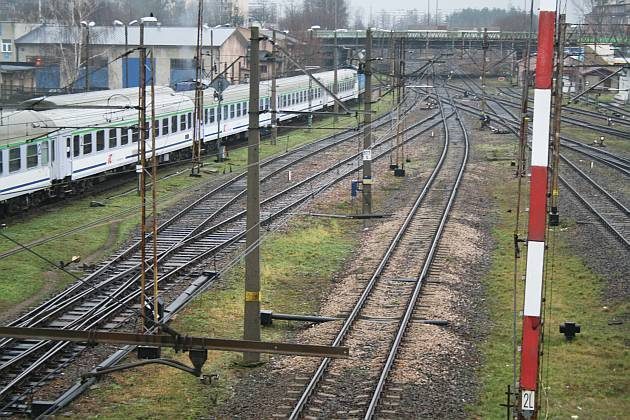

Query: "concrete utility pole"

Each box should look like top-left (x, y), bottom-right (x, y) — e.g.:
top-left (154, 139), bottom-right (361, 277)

top-left (362, 28), bottom-right (373, 215)
top-left (243, 25), bottom-right (261, 364)
top-left (333, 6), bottom-right (339, 124)
top-left (191, 0), bottom-right (204, 177)
top-left (149, 51), bottom-right (159, 329)
top-left (480, 27), bottom-right (489, 128)
top-left (549, 14), bottom-right (566, 227)
top-left (138, 20), bottom-right (148, 332)
top-left (271, 29), bottom-right (278, 145)
top-left (518, 0), bottom-right (557, 415)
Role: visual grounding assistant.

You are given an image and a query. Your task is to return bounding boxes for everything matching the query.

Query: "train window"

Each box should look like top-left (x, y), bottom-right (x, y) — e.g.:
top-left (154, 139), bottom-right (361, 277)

top-left (0, 150), bottom-right (3, 174)
top-left (66, 138), bottom-right (71, 158)
top-left (171, 116), bottom-right (178, 133)
top-left (121, 128), bottom-right (129, 145)
top-left (9, 147), bottom-right (21, 172)
top-left (180, 114), bottom-right (186, 131)
top-left (153, 120), bottom-right (159, 138)
top-left (244, 102), bottom-right (248, 115)
top-left (109, 129), bottom-right (117, 148)
top-left (187, 112), bottom-right (192, 129)
top-left (41, 142), bottom-right (49, 165)
top-left (132, 127), bottom-right (139, 143)
top-left (229, 104), bottom-right (235, 119)
top-left (73, 135), bottom-right (80, 157)
top-left (162, 118), bottom-right (169, 135)
top-left (209, 108), bottom-right (215, 123)
top-left (223, 105), bottom-right (228, 120)
top-left (51, 140), bottom-right (55, 162)
top-left (26, 144), bottom-right (38, 168)
top-left (204, 108), bottom-right (208, 124)
top-left (236, 103), bottom-right (241, 117)
top-left (83, 133), bottom-right (93, 155)
top-left (96, 130), bottom-right (105, 151)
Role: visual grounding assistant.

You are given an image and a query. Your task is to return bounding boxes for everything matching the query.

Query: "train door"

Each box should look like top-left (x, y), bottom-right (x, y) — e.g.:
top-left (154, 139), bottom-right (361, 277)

top-left (51, 135), bottom-right (72, 180)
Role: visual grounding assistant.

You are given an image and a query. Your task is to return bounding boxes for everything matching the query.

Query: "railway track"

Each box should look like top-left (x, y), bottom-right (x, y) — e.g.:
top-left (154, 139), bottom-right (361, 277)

top-left (442, 85), bottom-right (630, 248)
top-left (497, 86), bottom-right (630, 127)
top-left (449, 78), bottom-right (629, 139)
top-left (281, 85), bottom-right (468, 419)
top-left (0, 103), bottom-right (403, 262)
top-left (0, 94), bottom-right (451, 415)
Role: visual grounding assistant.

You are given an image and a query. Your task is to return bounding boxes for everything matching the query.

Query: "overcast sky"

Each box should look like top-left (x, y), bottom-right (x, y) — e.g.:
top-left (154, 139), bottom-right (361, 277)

top-left (350, 0), bottom-right (583, 23)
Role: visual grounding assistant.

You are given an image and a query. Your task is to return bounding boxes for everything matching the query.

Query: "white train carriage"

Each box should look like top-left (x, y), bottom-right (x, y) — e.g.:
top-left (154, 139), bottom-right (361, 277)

top-left (0, 69), bottom-right (359, 211)
top-left (0, 110), bottom-right (59, 202)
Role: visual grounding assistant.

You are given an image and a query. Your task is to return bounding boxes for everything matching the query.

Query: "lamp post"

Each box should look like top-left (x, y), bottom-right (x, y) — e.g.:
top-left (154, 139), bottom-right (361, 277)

top-left (80, 20), bottom-right (95, 92)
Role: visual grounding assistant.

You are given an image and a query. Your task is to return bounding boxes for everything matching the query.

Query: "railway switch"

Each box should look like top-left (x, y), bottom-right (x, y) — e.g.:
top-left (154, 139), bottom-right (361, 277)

top-left (559, 322), bottom-right (581, 341)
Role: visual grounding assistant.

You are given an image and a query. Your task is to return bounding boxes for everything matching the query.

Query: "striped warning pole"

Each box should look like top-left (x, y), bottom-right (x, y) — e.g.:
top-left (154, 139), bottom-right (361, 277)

top-left (519, 0), bottom-right (557, 417)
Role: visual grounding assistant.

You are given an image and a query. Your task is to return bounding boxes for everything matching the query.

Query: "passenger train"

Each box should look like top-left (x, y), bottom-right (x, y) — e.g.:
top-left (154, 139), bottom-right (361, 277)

top-left (0, 69), bottom-right (360, 213)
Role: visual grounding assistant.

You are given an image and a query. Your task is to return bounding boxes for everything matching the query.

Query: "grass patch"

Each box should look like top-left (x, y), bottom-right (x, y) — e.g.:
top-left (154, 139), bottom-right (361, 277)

top-left (473, 160), bottom-right (629, 417)
top-left (64, 218), bottom-right (359, 418)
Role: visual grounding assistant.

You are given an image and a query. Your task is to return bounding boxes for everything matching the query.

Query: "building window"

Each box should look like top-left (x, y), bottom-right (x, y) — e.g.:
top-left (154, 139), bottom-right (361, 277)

top-left (1, 40), bottom-right (11, 53)
top-left (9, 147), bottom-right (21, 172)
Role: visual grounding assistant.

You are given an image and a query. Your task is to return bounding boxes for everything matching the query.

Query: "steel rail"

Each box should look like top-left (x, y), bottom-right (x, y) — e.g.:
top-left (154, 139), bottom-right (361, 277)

top-left (288, 95), bottom-right (455, 420)
top-left (443, 84), bottom-right (630, 175)
top-left (497, 86), bottom-right (630, 126)
top-left (1, 94), bottom-right (417, 335)
top-left (365, 84), bottom-right (469, 420)
top-left (0, 101), bottom-right (448, 413)
top-left (449, 76), bottom-right (630, 137)
top-left (447, 94), bottom-right (630, 248)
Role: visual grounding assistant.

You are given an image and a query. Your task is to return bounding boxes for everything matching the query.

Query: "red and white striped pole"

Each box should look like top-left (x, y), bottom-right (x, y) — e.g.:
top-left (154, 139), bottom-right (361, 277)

top-left (519, 0), bottom-right (556, 417)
